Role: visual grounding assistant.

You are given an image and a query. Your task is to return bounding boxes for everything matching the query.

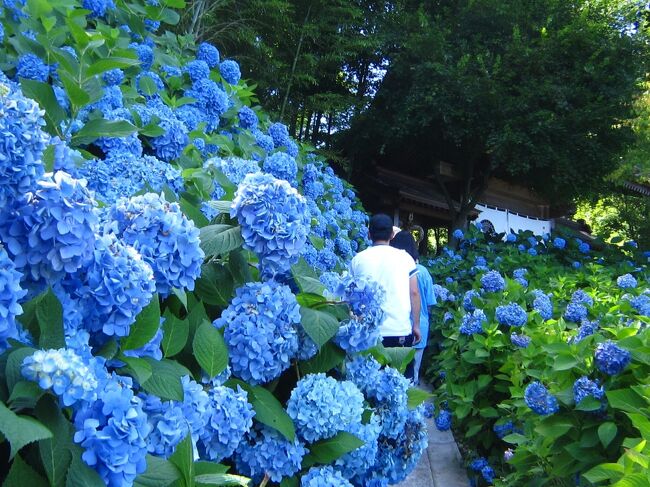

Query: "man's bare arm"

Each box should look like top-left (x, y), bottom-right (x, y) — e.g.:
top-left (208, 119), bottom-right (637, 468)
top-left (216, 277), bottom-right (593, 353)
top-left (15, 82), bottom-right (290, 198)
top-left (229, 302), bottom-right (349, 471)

top-left (410, 275), bottom-right (421, 344)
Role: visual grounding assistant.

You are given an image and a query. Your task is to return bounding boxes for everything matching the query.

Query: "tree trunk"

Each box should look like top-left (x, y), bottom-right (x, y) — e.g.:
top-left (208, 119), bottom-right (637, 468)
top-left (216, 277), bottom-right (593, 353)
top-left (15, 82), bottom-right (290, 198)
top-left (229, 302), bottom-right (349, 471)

top-left (280, 5), bottom-right (312, 121)
top-left (311, 111), bottom-right (322, 144)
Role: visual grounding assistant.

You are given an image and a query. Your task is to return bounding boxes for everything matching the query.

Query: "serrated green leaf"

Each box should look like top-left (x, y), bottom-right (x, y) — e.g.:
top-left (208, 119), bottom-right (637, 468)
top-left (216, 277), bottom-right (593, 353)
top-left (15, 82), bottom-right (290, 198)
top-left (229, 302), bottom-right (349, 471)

top-left (407, 388), bottom-right (433, 409)
top-left (193, 322), bottom-right (228, 378)
top-left (162, 312), bottom-right (190, 358)
top-left (121, 296), bottom-right (161, 351)
top-left (194, 263), bottom-right (234, 307)
top-left (5, 347), bottom-right (37, 392)
top-left (8, 381), bottom-right (44, 410)
top-left (35, 396), bottom-right (73, 487)
top-left (120, 356), bottom-right (153, 384)
top-left (598, 422), bottom-right (618, 448)
top-left (170, 434), bottom-right (194, 487)
top-left (3, 454), bottom-right (48, 487)
top-left (36, 289), bottom-right (65, 349)
top-left (304, 432), bottom-right (364, 465)
top-left (299, 307), bottom-right (339, 348)
top-left (65, 455), bottom-right (105, 486)
top-left (19, 79), bottom-right (66, 133)
top-left (135, 455), bottom-right (182, 487)
top-left (299, 343), bottom-right (345, 374)
top-left (85, 57), bottom-right (140, 77)
top-left (141, 359), bottom-right (186, 401)
top-left (71, 118), bottom-right (137, 145)
top-left (0, 401), bottom-right (52, 459)
top-left (199, 224), bottom-right (243, 257)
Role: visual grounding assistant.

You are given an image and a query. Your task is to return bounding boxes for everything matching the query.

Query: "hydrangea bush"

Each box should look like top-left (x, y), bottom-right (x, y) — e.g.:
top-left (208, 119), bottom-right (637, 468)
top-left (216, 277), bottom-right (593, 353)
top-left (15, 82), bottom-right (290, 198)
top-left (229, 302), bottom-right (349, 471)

top-left (0, 1), bottom-right (426, 485)
top-left (423, 224), bottom-right (649, 486)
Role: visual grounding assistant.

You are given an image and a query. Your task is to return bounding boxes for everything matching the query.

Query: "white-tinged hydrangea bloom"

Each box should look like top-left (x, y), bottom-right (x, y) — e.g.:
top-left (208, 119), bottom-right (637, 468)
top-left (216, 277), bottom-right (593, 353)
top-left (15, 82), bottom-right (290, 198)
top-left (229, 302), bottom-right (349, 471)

top-left (22, 348), bottom-right (100, 406)
top-left (617, 273), bottom-right (637, 289)
top-left (214, 281), bottom-right (301, 385)
top-left (301, 466), bottom-right (354, 487)
top-left (0, 82), bottom-right (48, 209)
top-left (287, 373), bottom-right (365, 443)
top-left (231, 172), bottom-right (309, 275)
top-left (105, 193), bottom-right (204, 296)
top-left (0, 171), bottom-right (97, 287)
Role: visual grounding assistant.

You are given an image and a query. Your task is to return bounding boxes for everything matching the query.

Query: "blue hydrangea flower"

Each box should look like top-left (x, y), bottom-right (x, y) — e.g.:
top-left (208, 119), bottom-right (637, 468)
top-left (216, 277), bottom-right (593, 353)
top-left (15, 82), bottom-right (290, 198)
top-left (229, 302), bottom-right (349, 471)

top-left (553, 237), bottom-right (566, 249)
top-left (594, 341), bottom-right (631, 375)
top-left (105, 193), bottom-right (204, 296)
top-left (301, 466), bottom-right (353, 487)
top-left (73, 374), bottom-right (150, 486)
top-left (199, 385), bottom-right (255, 462)
top-left (617, 274), bottom-right (637, 289)
top-left (214, 281), bottom-right (300, 384)
top-left (22, 347), bottom-right (99, 406)
top-left (57, 232), bottom-right (155, 338)
top-left (496, 302), bottom-right (527, 327)
top-left (140, 393), bottom-right (187, 457)
top-left (220, 60), bottom-right (241, 84)
top-left (452, 229), bottom-right (464, 239)
top-left (564, 302), bottom-right (588, 323)
top-left (287, 373), bottom-right (364, 443)
top-left (0, 171), bottom-right (97, 287)
top-left (572, 290), bottom-right (594, 307)
top-left (518, 244), bottom-right (526, 252)
top-left (630, 294), bottom-right (650, 316)
top-left (510, 333), bottom-right (531, 348)
top-left (0, 82), bottom-right (48, 209)
top-left (82, 0), bottom-right (115, 17)
top-left (161, 65), bottom-right (182, 78)
top-left (124, 325), bottom-right (163, 360)
top-left (532, 290), bottom-right (553, 320)
top-left (268, 122), bottom-right (290, 148)
top-left (231, 172), bottom-right (309, 274)
top-left (263, 152), bottom-right (297, 185)
top-left (572, 261), bottom-right (581, 269)
top-left (573, 376), bottom-right (605, 405)
top-left (493, 421), bottom-right (513, 439)
top-left (197, 42), bottom-right (220, 68)
top-left (569, 319), bottom-right (599, 344)
top-left (179, 376), bottom-right (211, 448)
top-left (144, 18), bottom-right (160, 32)
top-left (334, 413), bottom-right (381, 479)
top-left (129, 43), bottom-right (154, 70)
top-left (16, 53), bottom-right (49, 82)
top-left (460, 309), bottom-right (487, 335)
top-left (470, 457), bottom-right (489, 472)
top-left (579, 242), bottom-right (590, 254)
top-left (462, 290), bottom-right (481, 312)
top-left (184, 59), bottom-right (210, 82)
top-left (238, 106), bottom-right (258, 129)
top-left (528, 248), bottom-right (537, 256)
top-left (432, 284), bottom-right (455, 302)
top-left (506, 233), bottom-right (517, 242)
top-left (102, 69), bottom-right (124, 86)
top-left (205, 157), bottom-right (259, 185)
top-left (235, 425), bottom-right (307, 483)
top-left (474, 256), bottom-right (487, 269)
top-left (524, 382), bottom-right (559, 415)
top-left (481, 465), bottom-right (495, 484)
top-left (435, 409), bottom-right (452, 430)
top-left (185, 78), bottom-right (229, 129)
top-left (253, 129), bottom-right (274, 152)
top-left (0, 245), bottom-right (27, 350)
top-left (481, 270), bottom-right (505, 292)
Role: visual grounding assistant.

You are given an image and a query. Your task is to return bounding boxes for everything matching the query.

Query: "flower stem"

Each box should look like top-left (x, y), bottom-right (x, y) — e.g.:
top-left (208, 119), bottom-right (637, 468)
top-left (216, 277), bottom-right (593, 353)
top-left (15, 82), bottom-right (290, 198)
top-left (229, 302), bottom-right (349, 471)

top-left (259, 473), bottom-right (270, 487)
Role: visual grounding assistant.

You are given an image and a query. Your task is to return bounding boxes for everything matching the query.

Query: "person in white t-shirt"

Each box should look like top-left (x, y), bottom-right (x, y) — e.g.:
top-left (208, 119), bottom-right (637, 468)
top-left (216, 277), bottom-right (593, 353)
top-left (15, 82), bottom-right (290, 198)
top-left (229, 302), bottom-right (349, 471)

top-left (351, 214), bottom-right (421, 376)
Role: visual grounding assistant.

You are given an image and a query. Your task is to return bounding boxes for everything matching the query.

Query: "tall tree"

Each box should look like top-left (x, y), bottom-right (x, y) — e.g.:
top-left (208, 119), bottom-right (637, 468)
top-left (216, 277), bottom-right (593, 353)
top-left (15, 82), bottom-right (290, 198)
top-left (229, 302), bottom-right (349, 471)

top-left (340, 0), bottom-right (648, 231)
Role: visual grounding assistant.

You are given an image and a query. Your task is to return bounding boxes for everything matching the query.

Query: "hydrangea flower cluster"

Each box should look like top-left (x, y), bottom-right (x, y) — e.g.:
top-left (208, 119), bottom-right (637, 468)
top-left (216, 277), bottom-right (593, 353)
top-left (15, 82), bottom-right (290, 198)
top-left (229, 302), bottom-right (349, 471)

top-left (0, 245), bottom-right (26, 350)
top-left (573, 376), bottom-right (605, 405)
top-left (105, 193), bottom-right (204, 296)
top-left (0, 171), bottom-right (97, 287)
top-left (460, 309), bottom-right (487, 335)
top-left (594, 340), bottom-right (631, 375)
top-left (238, 106), bottom-right (258, 129)
top-left (56, 232), bottom-right (156, 338)
top-left (263, 152), bottom-right (297, 185)
top-left (630, 294), bottom-right (650, 316)
top-left (140, 393), bottom-right (187, 457)
top-left (198, 385), bottom-right (255, 461)
top-left (287, 373), bottom-right (364, 443)
top-left (532, 289), bottom-right (553, 320)
top-left (220, 59), bottom-right (241, 84)
top-left (481, 270), bottom-right (505, 292)
top-left (235, 425), bottom-right (307, 483)
top-left (617, 273), bottom-right (637, 289)
top-left (524, 381), bottom-right (559, 415)
top-left (301, 466), bottom-right (354, 487)
top-left (569, 319), bottom-right (599, 344)
top-left (214, 281), bottom-right (300, 384)
top-left (0, 82), bottom-right (48, 209)
top-left (334, 413), bottom-right (381, 480)
top-left (231, 172), bottom-right (309, 274)
top-left (197, 42), bottom-right (220, 67)
top-left (435, 409), bottom-right (452, 431)
top-left (463, 290), bottom-right (481, 312)
top-left (553, 237), bottom-right (566, 249)
top-left (510, 332), bottom-right (531, 348)
top-left (22, 348), bottom-right (99, 406)
top-left (495, 302), bottom-right (527, 327)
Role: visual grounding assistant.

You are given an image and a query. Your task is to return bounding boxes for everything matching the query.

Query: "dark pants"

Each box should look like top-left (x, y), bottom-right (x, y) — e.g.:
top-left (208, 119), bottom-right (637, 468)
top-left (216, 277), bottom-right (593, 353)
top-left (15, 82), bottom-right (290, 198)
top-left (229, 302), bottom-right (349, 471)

top-left (382, 334), bottom-right (415, 380)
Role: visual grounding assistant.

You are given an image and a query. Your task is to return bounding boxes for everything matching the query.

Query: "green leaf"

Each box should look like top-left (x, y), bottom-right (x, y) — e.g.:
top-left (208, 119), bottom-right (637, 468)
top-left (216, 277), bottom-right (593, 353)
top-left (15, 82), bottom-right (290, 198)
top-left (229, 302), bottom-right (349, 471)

top-left (135, 456), bottom-right (182, 487)
top-left (19, 79), bottom-right (66, 132)
top-left (194, 473), bottom-right (250, 486)
top-left (8, 381), bottom-right (44, 410)
top-left (85, 57), bottom-right (140, 77)
top-left (296, 293), bottom-right (327, 308)
top-left (5, 347), bottom-right (37, 392)
top-left (141, 359), bottom-right (186, 401)
top-left (228, 250), bottom-right (252, 286)
top-left (534, 417), bottom-right (574, 440)
top-left (407, 388), bottom-right (433, 409)
top-left (35, 397), bottom-right (74, 487)
top-left (162, 312), bottom-right (190, 358)
top-left (582, 463), bottom-right (625, 483)
top-left (607, 389), bottom-right (648, 413)
top-left (299, 307), bottom-right (339, 348)
top-left (120, 356), bottom-right (153, 384)
top-left (575, 396), bottom-right (603, 412)
top-left (598, 422), bottom-right (618, 448)
top-left (138, 73), bottom-right (161, 96)
top-left (501, 433), bottom-right (528, 445)
top-left (382, 346), bottom-right (416, 373)
top-left (121, 296), bottom-right (161, 351)
top-left (205, 200), bottom-right (232, 215)
top-left (305, 432), bottom-right (364, 465)
top-left (36, 289), bottom-right (65, 349)
top-left (193, 322), bottom-right (228, 378)
top-left (3, 454), bottom-right (48, 487)
top-left (72, 118), bottom-right (137, 145)
top-left (65, 455), bottom-right (105, 486)
top-left (194, 263), bottom-right (234, 307)
top-left (299, 343), bottom-right (345, 374)
top-left (199, 224), bottom-right (244, 257)
top-left (552, 354), bottom-right (579, 371)
top-left (59, 71), bottom-right (90, 109)
top-left (170, 434), bottom-right (194, 487)
top-left (0, 401), bottom-right (52, 459)
top-left (613, 474), bottom-right (650, 487)
top-left (194, 462), bottom-right (229, 475)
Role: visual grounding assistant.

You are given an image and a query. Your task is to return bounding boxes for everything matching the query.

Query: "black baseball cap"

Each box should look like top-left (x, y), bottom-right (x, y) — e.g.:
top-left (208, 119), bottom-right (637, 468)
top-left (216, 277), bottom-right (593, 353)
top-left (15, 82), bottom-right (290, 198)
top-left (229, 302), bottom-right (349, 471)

top-left (369, 213), bottom-right (393, 240)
